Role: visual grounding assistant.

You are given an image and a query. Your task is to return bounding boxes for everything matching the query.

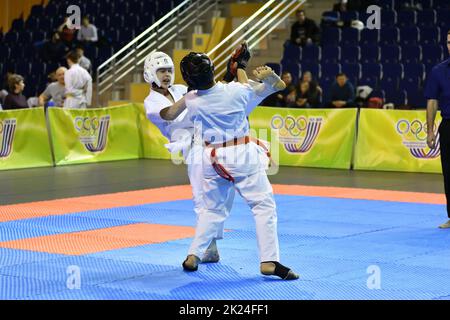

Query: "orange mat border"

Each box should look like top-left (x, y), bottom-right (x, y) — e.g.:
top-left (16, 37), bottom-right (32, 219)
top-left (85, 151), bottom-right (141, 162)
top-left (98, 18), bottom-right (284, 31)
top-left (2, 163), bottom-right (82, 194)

top-left (0, 184), bottom-right (444, 223)
top-left (0, 223), bottom-right (196, 255)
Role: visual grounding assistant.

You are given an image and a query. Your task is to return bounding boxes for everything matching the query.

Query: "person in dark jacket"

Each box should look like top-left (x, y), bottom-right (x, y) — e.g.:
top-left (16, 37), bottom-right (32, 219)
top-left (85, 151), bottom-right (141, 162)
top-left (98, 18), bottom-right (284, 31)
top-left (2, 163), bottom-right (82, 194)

top-left (3, 74), bottom-right (28, 110)
top-left (290, 10), bottom-right (320, 46)
top-left (327, 73), bottom-right (355, 108)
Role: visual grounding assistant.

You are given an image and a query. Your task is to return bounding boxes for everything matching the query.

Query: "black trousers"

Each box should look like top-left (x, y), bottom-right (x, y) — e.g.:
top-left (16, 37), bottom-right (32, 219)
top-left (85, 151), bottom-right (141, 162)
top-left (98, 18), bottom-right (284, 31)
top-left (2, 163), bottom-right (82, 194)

top-left (439, 119), bottom-right (450, 218)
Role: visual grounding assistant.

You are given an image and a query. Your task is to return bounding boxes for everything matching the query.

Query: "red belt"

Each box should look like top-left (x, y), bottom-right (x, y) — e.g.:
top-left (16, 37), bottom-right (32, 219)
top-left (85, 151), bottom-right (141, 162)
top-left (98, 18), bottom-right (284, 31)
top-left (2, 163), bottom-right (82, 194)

top-left (206, 136), bottom-right (274, 183)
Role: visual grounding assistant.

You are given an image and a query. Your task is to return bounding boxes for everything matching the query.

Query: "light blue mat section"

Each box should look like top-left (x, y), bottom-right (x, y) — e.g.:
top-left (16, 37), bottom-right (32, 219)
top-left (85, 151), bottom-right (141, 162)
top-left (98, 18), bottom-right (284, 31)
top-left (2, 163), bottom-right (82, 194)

top-left (0, 194), bottom-right (448, 299)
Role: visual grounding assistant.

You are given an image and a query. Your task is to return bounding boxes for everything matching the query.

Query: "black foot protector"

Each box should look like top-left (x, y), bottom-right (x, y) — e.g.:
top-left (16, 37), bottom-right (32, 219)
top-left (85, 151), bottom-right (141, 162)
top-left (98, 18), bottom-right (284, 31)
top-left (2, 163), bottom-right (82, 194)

top-left (261, 261), bottom-right (299, 280)
top-left (182, 255), bottom-right (200, 271)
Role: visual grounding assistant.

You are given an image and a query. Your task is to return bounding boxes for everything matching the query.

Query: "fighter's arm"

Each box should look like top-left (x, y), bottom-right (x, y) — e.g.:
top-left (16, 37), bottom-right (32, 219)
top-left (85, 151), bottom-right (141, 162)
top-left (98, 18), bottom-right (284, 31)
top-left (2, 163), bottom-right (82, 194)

top-left (426, 99), bottom-right (438, 149)
top-left (160, 96), bottom-right (186, 121)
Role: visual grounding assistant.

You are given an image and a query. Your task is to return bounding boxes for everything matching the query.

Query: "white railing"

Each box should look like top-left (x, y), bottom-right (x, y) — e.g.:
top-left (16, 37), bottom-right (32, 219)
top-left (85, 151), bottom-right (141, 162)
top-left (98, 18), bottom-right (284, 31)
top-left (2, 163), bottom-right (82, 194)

top-left (96, 0), bottom-right (218, 106)
top-left (207, 0), bottom-right (306, 80)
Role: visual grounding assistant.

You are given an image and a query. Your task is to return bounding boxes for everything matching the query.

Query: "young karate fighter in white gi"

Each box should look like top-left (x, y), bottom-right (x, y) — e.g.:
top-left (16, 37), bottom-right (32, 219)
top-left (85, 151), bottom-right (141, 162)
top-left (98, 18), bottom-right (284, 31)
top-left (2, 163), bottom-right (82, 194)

top-left (160, 51), bottom-right (299, 280)
top-left (143, 51), bottom-right (227, 262)
top-left (64, 51), bottom-right (92, 109)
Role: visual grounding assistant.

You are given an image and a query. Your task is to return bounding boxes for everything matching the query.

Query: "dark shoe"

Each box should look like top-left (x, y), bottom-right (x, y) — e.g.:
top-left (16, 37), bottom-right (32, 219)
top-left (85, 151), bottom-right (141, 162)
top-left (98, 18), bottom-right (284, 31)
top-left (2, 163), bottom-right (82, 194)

top-left (182, 255), bottom-right (201, 271)
top-left (201, 239), bottom-right (220, 263)
top-left (260, 261), bottom-right (299, 280)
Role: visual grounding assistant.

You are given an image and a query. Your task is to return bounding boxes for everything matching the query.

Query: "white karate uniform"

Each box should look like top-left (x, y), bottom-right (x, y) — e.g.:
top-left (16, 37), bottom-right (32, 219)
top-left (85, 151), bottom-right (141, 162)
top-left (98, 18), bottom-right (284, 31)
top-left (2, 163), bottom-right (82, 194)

top-left (144, 85), bottom-right (233, 240)
top-left (186, 81), bottom-right (280, 263)
top-left (64, 64), bottom-right (92, 109)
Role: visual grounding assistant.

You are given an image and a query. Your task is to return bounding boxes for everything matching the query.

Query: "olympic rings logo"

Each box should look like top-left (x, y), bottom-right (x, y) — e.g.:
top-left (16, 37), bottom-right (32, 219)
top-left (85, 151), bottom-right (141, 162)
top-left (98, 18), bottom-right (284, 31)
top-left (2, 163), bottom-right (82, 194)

top-left (271, 115), bottom-right (307, 137)
top-left (0, 119), bottom-right (16, 135)
top-left (74, 116), bottom-right (100, 135)
top-left (271, 115), bottom-right (321, 137)
top-left (396, 119), bottom-right (434, 141)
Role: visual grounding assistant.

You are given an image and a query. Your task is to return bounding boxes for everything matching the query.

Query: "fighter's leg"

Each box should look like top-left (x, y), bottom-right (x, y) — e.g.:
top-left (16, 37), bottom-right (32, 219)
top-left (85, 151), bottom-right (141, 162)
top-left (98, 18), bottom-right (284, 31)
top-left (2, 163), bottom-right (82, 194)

top-left (186, 145), bottom-right (225, 262)
top-left (234, 169), bottom-right (299, 280)
top-left (184, 175), bottom-right (233, 270)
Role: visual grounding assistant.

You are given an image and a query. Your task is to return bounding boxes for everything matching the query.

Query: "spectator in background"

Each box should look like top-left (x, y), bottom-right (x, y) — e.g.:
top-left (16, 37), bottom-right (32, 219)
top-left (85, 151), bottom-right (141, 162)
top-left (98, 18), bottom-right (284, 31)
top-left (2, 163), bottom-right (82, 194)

top-left (327, 73), bottom-right (355, 108)
top-left (3, 75), bottom-right (28, 110)
top-left (276, 71), bottom-right (296, 107)
top-left (41, 32), bottom-right (69, 63)
top-left (76, 46), bottom-right (92, 74)
top-left (333, 0), bottom-right (363, 11)
top-left (39, 67), bottom-right (67, 107)
top-left (333, 0), bottom-right (349, 12)
top-left (58, 17), bottom-right (77, 48)
top-left (295, 81), bottom-right (321, 108)
top-left (301, 71), bottom-right (323, 96)
top-left (290, 10), bottom-right (320, 46)
top-left (77, 17), bottom-right (98, 44)
top-left (0, 72), bottom-right (13, 105)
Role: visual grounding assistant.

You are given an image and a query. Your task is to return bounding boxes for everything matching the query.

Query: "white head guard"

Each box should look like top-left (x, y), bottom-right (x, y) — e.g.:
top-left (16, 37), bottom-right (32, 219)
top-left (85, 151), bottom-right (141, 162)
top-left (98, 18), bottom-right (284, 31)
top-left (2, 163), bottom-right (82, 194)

top-left (143, 51), bottom-right (175, 87)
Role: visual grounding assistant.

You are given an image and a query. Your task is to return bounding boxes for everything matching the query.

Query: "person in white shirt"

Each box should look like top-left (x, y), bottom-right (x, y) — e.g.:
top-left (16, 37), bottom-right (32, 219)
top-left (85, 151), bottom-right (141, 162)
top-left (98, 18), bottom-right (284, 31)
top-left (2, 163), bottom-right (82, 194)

top-left (77, 17), bottom-right (98, 43)
top-left (161, 51), bottom-right (299, 280)
top-left (64, 51), bottom-right (92, 109)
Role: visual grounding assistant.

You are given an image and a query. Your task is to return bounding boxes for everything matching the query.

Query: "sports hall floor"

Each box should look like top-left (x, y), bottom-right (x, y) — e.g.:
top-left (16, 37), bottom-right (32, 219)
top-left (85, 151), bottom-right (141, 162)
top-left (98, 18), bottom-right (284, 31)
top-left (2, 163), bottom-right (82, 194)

top-left (0, 159), bottom-right (449, 300)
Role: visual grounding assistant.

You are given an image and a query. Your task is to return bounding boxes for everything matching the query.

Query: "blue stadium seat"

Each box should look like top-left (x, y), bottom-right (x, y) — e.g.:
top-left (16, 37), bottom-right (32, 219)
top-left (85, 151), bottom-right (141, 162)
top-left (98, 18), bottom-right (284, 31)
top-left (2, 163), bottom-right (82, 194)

top-left (321, 27), bottom-right (341, 46)
top-left (399, 78), bottom-right (421, 102)
top-left (341, 28), bottom-right (360, 45)
top-left (360, 45), bottom-right (380, 64)
top-left (383, 62), bottom-right (404, 81)
top-left (30, 4), bottom-right (44, 17)
top-left (436, 10), bottom-right (450, 30)
top-left (397, 10), bottom-right (417, 28)
top-left (282, 42), bottom-right (301, 61)
top-left (406, 89), bottom-right (427, 108)
top-left (321, 45), bottom-right (340, 63)
top-left (301, 44), bottom-right (321, 63)
top-left (341, 62), bottom-right (361, 84)
top-left (15, 62), bottom-right (31, 76)
top-left (434, 0), bottom-right (450, 9)
top-left (266, 63), bottom-right (281, 76)
top-left (379, 0), bottom-right (395, 9)
top-left (360, 29), bottom-right (379, 45)
top-left (379, 76), bottom-right (400, 92)
top-left (361, 63), bottom-right (383, 79)
top-left (358, 75), bottom-right (378, 88)
top-left (19, 31), bottom-right (33, 44)
top-left (32, 30), bottom-right (47, 42)
top-left (301, 62), bottom-right (322, 79)
top-left (380, 27), bottom-right (399, 45)
top-left (340, 45), bottom-right (360, 64)
top-left (340, 11), bottom-right (359, 22)
top-left (417, 9), bottom-right (437, 28)
top-left (420, 0), bottom-right (434, 9)
top-left (31, 62), bottom-right (47, 77)
top-left (385, 89), bottom-right (407, 107)
top-left (322, 11), bottom-right (340, 21)
top-left (39, 18), bottom-right (52, 32)
top-left (380, 9), bottom-right (397, 26)
top-left (43, 2), bottom-right (58, 17)
top-left (403, 63), bottom-right (426, 82)
top-left (422, 44), bottom-right (444, 66)
top-left (380, 45), bottom-right (401, 63)
top-left (320, 62), bottom-right (341, 84)
top-left (11, 19), bottom-right (24, 31)
top-left (401, 45), bottom-right (422, 64)
top-left (4, 31), bottom-right (19, 43)
top-left (399, 26), bottom-right (420, 45)
top-left (420, 27), bottom-right (441, 45)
